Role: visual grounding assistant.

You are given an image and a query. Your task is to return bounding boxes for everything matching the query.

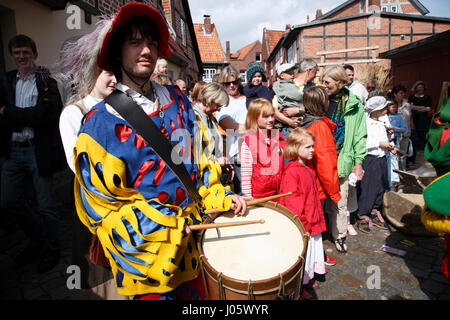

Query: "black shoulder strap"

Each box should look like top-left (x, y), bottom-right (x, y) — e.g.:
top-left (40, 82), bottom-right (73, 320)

top-left (104, 89), bottom-right (202, 204)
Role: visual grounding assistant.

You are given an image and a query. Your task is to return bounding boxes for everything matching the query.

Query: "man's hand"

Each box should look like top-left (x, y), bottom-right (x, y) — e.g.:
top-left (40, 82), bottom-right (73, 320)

top-left (282, 107), bottom-right (300, 117)
top-left (352, 163), bottom-right (364, 181)
top-left (183, 223), bottom-right (191, 235)
top-left (386, 128), bottom-right (395, 136)
top-left (229, 194), bottom-right (247, 216)
top-left (391, 148), bottom-right (400, 156)
top-left (288, 118), bottom-right (299, 128)
top-left (379, 141), bottom-right (394, 151)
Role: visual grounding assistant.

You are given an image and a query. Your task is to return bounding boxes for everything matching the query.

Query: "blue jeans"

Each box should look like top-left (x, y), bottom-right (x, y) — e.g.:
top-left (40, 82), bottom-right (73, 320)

top-left (1, 146), bottom-right (60, 250)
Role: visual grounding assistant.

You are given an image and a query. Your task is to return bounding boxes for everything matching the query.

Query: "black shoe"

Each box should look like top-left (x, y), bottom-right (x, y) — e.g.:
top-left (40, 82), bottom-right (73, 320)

top-left (335, 237), bottom-right (348, 253)
top-left (14, 241), bottom-right (43, 266)
top-left (37, 249), bottom-right (60, 274)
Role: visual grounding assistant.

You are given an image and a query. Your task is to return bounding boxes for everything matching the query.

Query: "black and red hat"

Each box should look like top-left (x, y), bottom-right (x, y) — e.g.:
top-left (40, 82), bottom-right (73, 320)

top-left (97, 2), bottom-right (173, 71)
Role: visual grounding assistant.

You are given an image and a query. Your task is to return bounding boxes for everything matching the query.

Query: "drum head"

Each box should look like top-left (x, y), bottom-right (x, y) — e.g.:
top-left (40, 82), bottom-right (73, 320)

top-left (201, 205), bottom-right (304, 281)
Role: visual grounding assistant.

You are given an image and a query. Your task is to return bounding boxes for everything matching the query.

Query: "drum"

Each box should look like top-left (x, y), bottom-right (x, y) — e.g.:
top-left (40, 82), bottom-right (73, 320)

top-left (197, 201), bottom-right (308, 300)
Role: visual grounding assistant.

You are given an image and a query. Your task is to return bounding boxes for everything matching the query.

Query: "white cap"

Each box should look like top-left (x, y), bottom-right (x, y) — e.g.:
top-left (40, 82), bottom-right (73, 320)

top-left (365, 96), bottom-right (389, 115)
top-left (277, 63), bottom-right (296, 76)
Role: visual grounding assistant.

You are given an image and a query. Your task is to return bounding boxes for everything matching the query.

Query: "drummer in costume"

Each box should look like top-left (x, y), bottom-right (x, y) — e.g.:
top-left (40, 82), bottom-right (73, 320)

top-left (73, 2), bottom-right (246, 299)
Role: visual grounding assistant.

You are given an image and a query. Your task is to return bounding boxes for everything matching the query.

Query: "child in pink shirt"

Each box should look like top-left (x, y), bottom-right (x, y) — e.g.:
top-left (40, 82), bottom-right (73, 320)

top-left (239, 98), bottom-right (285, 198)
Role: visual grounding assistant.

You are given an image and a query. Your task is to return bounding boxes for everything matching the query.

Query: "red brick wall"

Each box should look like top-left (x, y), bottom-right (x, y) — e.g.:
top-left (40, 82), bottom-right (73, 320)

top-left (230, 42), bottom-right (262, 74)
top-left (400, 3), bottom-right (418, 14)
top-left (92, 0), bottom-right (158, 15)
top-left (293, 16), bottom-right (450, 66)
top-left (389, 39), bottom-right (450, 111)
top-left (170, 0), bottom-right (201, 78)
top-left (328, 1), bottom-right (361, 19)
top-left (327, 1), bottom-right (424, 17)
top-left (161, 0), bottom-right (172, 25)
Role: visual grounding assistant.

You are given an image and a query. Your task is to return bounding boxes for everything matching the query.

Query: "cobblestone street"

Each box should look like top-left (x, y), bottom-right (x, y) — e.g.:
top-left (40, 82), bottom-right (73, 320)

top-left (0, 168), bottom-right (449, 301)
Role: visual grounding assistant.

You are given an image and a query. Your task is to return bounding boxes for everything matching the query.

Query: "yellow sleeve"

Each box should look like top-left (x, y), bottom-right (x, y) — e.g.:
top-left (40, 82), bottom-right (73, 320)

top-left (193, 114), bottom-right (233, 212)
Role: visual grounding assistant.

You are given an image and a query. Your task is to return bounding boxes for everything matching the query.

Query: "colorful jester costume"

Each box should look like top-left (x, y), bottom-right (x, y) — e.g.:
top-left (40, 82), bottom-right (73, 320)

top-left (421, 172), bottom-right (450, 280)
top-left (73, 84), bottom-right (233, 296)
top-left (421, 96), bottom-right (450, 280)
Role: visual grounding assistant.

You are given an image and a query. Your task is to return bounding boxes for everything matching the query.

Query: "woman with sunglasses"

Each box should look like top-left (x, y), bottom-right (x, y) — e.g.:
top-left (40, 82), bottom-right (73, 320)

top-left (216, 66), bottom-right (247, 194)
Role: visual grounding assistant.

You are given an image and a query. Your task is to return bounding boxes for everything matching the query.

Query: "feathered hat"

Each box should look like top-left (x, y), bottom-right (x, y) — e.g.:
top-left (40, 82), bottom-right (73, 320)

top-left (97, 2), bottom-right (173, 71)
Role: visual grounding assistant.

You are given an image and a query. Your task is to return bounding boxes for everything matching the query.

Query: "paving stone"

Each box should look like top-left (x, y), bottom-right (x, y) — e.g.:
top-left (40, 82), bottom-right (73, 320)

top-left (2, 180), bottom-right (446, 301)
top-left (357, 287), bottom-right (385, 300)
top-left (334, 291), bottom-right (367, 300)
top-left (392, 271), bottom-right (421, 288)
top-left (337, 273), bottom-right (366, 289)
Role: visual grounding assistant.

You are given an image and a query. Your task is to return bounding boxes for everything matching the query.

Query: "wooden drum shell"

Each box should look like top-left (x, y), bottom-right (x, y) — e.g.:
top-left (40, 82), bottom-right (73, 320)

top-left (197, 201), bottom-right (309, 300)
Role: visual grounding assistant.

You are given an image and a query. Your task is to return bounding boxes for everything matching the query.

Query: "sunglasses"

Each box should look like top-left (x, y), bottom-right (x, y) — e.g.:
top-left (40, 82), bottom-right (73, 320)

top-left (223, 80), bottom-right (239, 86)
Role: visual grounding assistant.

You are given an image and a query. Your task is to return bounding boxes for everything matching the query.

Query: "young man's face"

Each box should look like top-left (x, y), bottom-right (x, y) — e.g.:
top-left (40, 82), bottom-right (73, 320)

top-left (306, 67), bottom-right (318, 83)
top-left (345, 68), bottom-right (354, 85)
top-left (10, 46), bottom-right (37, 70)
top-left (121, 28), bottom-right (159, 81)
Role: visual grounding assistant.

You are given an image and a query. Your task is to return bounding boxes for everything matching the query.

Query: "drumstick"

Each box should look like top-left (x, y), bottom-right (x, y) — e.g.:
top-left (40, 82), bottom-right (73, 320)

top-left (203, 192), bottom-right (292, 215)
top-left (189, 219), bottom-right (265, 231)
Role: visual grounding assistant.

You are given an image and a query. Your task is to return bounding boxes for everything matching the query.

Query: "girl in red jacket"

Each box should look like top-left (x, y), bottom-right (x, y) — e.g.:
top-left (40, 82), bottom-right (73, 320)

top-left (239, 98), bottom-right (286, 198)
top-left (278, 128), bottom-right (327, 293)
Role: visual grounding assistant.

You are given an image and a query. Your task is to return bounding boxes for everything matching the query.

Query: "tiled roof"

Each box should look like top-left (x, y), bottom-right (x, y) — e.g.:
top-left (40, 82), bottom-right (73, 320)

top-left (266, 30), bottom-right (285, 53)
top-left (231, 40), bottom-right (260, 60)
top-left (193, 23), bottom-right (226, 63)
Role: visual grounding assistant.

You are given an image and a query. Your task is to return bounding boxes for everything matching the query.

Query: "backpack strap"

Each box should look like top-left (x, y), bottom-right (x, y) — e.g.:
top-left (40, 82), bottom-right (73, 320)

top-left (104, 89), bottom-right (203, 207)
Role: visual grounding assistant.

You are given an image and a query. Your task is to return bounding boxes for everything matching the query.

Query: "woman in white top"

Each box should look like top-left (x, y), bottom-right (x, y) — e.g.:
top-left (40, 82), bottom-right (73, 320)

top-left (59, 70), bottom-right (116, 173)
top-left (216, 66), bottom-right (247, 194)
top-left (53, 18), bottom-right (128, 300)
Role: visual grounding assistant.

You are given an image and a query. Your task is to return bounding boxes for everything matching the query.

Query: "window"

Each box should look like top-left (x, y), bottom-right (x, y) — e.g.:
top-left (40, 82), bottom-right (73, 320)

top-left (286, 40), bottom-right (297, 64)
top-left (275, 50), bottom-right (283, 73)
top-left (381, 4), bottom-right (399, 13)
top-left (203, 68), bottom-right (216, 83)
top-left (256, 52), bottom-right (261, 62)
top-left (240, 70), bottom-right (246, 83)
top-left (180, 18), bottom-right (186, 46)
